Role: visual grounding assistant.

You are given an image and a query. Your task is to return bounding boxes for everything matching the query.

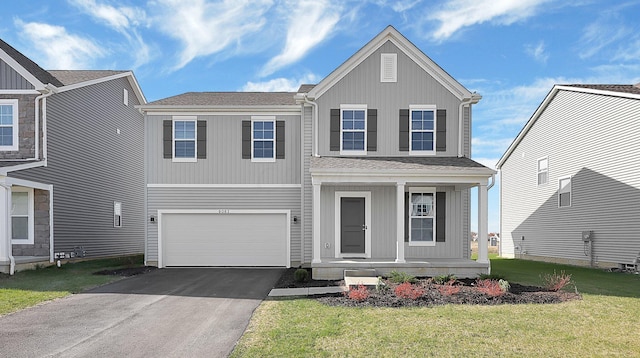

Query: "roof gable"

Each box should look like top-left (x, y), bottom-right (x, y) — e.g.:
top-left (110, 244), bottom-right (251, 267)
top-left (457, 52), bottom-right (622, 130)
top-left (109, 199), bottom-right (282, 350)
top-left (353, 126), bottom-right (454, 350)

top-left (307, 26), bottom-right (472, 101)
top-left (0, 38), bottom-right (63, 90)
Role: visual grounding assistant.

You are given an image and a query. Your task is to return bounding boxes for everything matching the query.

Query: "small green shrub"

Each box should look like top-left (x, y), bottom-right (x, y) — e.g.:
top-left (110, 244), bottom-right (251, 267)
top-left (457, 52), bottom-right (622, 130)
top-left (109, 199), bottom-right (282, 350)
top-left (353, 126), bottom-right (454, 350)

top-left (433, 274), bottom-right (457, 285)
top-left (293, 268), bottom-right (309, 283)
top-left (498, 279), bottom-right (510, 293)
top-left (388, 270), bottom-right (416, 284)
top-left (375, 276), bottom-right (388, 293)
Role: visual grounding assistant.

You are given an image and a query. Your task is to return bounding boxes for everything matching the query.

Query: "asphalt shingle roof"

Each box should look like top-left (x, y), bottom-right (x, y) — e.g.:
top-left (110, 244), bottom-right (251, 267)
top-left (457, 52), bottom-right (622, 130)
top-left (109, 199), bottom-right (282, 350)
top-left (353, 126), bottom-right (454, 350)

top-left (0, 38), bottom-right (63, 87)
top-left (296, 84), bottom-right (316, 93)
top-left (566, 84), bottom-right (640, 95)
top-left (311, 156), bottom-right (493, 171)
top-left (146, 92), bottom-right (298, 106)
top-left (48, 70), bottom-right (127, 86)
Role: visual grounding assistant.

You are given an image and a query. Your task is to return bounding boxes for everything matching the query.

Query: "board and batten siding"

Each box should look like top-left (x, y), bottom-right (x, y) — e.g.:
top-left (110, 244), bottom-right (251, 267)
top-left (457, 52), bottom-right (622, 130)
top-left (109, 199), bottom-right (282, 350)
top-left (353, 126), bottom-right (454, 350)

top-left (500, 89), bottom-right (640, 266)
top-left (319, 185), bottom-right (465, 259)
top-left (315, 40), bottom-right (463, 157)
top-left (146, 114), bottom-right (301, 184)
top-left (0, 59), bottom-right (33, 90)
top-left (10, 76), bottom-right (145, 257)
top-left (146, 187), bottom-right (301, 265)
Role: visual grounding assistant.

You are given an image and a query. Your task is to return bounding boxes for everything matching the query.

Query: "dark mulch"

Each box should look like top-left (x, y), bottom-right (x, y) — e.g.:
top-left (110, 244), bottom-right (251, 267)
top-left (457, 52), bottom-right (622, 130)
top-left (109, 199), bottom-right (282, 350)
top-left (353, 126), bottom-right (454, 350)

top-left (93, 266), bottom-right (157, 277)
top-left (274, 268), bottom-right (342, 288)
top-left (318, 278), bottom-right (581, 307)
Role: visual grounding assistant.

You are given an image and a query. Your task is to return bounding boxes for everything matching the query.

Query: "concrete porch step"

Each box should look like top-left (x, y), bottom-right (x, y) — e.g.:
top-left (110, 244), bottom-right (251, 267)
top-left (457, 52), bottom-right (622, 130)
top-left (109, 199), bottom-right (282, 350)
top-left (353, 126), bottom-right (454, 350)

top-left (344, 269), bottom-right (382, 287)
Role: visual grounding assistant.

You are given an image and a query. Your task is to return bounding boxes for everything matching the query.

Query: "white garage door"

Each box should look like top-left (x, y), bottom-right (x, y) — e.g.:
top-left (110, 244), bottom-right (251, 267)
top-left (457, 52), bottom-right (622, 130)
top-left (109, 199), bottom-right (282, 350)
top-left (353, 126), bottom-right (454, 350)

top-left (161, 212), bottom-right (288, 267)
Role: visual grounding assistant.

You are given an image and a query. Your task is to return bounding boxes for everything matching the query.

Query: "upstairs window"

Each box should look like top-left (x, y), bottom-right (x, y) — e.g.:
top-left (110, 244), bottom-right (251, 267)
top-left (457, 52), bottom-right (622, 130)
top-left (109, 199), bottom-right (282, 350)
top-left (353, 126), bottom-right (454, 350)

top-left (410, 106), bottom-right (436, 154)
top-left (409, 189), bottom-right (436, 246)
top-left (0, 99), bottom-right (19, 151)
top-left (173, 118), bottom-right (197, 162)
top-left (537, 157), bottom-right (548, 185)
top-left (558, 176), bottom-right (571, 207)
top-left (341, 105), bottom-right (367, 155)
top-left (252, 119), bottom-right (275, 161)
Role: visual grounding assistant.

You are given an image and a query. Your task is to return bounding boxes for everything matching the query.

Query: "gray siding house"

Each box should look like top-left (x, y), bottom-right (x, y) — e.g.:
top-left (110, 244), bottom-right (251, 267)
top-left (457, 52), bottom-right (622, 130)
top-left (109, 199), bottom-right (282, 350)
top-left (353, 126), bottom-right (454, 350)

top-left (497, 84), bottom-right (640, 269)
top-left (0, 39), bottom-right (146, 274)
top-left (141, 26), bottom-right (495, 279)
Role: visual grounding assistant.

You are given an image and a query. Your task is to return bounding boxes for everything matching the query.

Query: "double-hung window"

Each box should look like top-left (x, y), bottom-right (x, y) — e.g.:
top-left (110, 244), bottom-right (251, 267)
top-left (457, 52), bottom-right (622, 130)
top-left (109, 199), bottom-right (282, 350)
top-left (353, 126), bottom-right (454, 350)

top-left (558, 176), bottom-right (571, 207)
top-left (173, 117), bottom-right (196, 162)
top-left (409, 189), bottom-right (436, 246)
top-left (537, 157), bottom-right (548, 185)
top-left (11, 187), bottom-right (34, 244)
top-left (252, 118), bottom-right (275, 162)
top-left (0, 99), bottom-right (19, 151)
top-left (341, 105), bottom-right (366, 155)
top-left (410, 105), bottom-right (436, 154)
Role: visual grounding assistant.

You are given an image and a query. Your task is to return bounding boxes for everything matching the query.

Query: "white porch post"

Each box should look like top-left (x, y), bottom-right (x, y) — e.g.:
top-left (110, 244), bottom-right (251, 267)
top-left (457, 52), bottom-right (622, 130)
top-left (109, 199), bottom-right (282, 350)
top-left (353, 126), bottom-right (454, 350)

top-left (395, 182), bottom-right (406, 263)
top-left (477, 183), bottom-right (489, 264)
top-left (0, 179), bottom-right (11, 269)
top-left (312, 181), bottom-right (321, 264)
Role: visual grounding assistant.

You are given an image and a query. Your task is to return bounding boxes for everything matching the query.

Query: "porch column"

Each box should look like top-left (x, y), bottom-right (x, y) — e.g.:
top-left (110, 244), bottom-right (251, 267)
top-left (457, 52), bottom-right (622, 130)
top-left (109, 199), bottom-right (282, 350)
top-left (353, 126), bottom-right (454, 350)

top-left (312, 182), bottom-right (321, 264)
top-left (477, 183), bottom-right (489, 264)
top-left (0, 180), bottom-right (11, 266)
top-left (395, 182), bottom-right (405, 263)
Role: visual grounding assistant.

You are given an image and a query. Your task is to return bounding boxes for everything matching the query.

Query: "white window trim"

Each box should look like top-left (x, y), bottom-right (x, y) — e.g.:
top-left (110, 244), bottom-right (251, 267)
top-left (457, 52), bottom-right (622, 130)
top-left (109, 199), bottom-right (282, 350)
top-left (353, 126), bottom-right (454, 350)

top-left (408, 187), bottom-right (436, 247)
top-left (558, 175), bottom-right (572, 208)
top-left (339, 104), bottom-right (367, 156)
top-left (409, 105), bottom-right (437, 155)
top-left (334, 191), bottom-right (371, 258)
top-left (114, 201), bottom-right (122, 228)
top-left (537, 156), bottom-right (549, 186)
top-left (11, 187), bottom-right (34, 245)
top-left (380, 53), bottom-right (397, 82)
top-left (172, 116), bottom-right (197, 163)
top-left (0, 99), bottom-right (19, 151)
top-left (251, 116), bottom-right (276, 162)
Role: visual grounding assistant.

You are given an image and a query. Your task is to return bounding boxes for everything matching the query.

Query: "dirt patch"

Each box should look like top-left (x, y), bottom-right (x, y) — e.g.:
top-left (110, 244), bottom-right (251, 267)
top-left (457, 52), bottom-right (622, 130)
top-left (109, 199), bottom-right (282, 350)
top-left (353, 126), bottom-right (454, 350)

top-left (93, 266), bottom-right (157, 277)
top-left (274, 268), bottom-right (342, 288)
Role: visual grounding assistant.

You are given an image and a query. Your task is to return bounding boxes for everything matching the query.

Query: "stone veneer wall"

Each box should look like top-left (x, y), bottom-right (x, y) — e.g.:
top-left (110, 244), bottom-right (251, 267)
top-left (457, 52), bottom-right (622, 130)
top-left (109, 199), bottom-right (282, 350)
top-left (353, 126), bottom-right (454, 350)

top-left (0, 93), bottom-right (38, 159)
top-left (12, 189), bottom-right (50, 257)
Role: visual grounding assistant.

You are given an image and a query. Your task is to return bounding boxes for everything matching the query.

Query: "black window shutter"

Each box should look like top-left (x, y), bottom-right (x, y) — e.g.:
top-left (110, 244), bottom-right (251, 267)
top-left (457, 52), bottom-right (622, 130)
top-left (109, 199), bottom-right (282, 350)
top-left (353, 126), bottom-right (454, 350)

top-left (242, 120), bottom-right (251, 159)
top-left (436, 192), bottom-right (446, 242)
top-left (197, 120), bottom-right (206, 159)
top-left (276, 120), bottom-right (285, 159)
top-left (436, 109), bottom-right (446, 152)
top-left (367, 109), bottom-right (377, 151)
top-left (399, 109), bottom-right (409, 151)
top-left (330, 108), bottom-right (340, 151)
top-left (163, 120), bottom-right (172, 159)
top-left (404, 192), bottom-right (409, 242)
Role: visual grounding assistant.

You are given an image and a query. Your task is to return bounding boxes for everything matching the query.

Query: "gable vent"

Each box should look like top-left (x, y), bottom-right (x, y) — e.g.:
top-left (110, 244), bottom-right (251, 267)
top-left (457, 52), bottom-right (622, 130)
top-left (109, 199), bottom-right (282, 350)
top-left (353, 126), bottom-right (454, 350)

top-left (381, 53), bottom-right (397, 83)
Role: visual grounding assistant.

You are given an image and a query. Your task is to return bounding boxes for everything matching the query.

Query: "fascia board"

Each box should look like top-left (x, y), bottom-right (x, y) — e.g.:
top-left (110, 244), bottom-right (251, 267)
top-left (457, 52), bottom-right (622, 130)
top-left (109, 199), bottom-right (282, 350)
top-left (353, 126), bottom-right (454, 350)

top-left (138, 105), bottom-right (301, 113)
top-left (0, 48), bottom-right (46, 91)
top-left (0, 160), bottom-right (46, 175)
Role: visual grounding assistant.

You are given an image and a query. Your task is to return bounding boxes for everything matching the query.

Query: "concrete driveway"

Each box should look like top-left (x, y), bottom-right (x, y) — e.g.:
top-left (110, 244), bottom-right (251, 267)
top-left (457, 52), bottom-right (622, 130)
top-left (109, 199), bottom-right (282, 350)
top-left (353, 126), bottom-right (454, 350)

top-left (0, 267), bottom-right (283, 358)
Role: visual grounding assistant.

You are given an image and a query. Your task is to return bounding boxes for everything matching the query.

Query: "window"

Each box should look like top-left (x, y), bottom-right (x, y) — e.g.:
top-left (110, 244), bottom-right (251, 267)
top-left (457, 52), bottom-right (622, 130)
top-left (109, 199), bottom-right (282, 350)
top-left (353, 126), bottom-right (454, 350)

top-left (341, 105), bottom-right (367, 155)
top-left (410, 106), bottom-right (436, 154)
top-left (114, 201), bottom-right (122, 227)
top-left (380, 53), bottom-right (397, 82)
top-left (0, 99), bottom-right (19, 151)
top-left (538, 157), bottom-right (548, 185)
top-left (173, 117), bottom-right (197, 162)
top-left (558, 176), bottom-right (571, 207)
top-left (409, 189), bottom-right (436, 246)
top-left (11, 187), bottom-right (34, 244)
top-left (252, 118), bottom-right (275, 161)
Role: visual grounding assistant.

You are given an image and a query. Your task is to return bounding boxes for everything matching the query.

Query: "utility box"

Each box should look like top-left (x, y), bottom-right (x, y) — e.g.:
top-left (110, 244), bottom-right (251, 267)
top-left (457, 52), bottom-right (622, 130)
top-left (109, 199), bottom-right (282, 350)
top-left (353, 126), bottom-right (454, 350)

top-left (582, 231), bottom-right (593, 242)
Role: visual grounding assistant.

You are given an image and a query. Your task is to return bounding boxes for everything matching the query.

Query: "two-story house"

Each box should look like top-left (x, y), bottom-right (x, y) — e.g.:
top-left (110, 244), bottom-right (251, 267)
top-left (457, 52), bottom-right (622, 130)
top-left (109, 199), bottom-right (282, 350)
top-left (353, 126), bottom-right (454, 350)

top-left (0, 39), bottom-right (146, 274)
top-left (140, 26), bottom-right (495, 279)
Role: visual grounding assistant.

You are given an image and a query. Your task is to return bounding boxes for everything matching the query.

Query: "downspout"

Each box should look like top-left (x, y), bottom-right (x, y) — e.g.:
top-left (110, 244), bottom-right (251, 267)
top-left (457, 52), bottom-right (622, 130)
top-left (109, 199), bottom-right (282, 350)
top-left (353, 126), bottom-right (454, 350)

top-left (33, 85), bottom-right (56, 161)
top-left (457, 93), bottom-right (482, 157)
top-left (302, 95), bottom-right (319, 157)
top-left (41, 84), bottom-right (58, 165)
top-left (0, 182), bottom-right (15, 275)
top-left (487, 173), bottom-right (496, 190)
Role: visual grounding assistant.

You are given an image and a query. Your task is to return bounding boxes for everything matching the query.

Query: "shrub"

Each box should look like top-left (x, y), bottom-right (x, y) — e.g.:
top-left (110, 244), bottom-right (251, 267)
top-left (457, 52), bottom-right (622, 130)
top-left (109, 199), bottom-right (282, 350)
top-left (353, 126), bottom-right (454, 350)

top-left (476, 279), bottom-right (505, 297)
top-left (293, 268), bottom-right (309, 283)
top-left (437, 279), bottom-right (461, 296)
top-left (433, 274), bottom-right (457, 285)
top-left (388, 270), bottom-right (416, 284)
top-left (346, 284), bottom-right (370, 301)
top-left (498, 279), bottom-right (510, 293)
top-left (394, 282), bottom-right (425, 300)
top-left (375, 276), bottom-right (388, 293)
top-left (541, 270), bottom-right (572, 292)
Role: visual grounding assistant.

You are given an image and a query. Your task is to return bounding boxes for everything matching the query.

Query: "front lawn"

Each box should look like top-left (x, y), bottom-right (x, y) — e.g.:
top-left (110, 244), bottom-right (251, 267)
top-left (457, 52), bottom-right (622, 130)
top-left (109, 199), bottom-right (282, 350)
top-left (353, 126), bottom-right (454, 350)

top-left (0, 256), bottom-right (144, 316)
top-left (232, 258), bottom-right (640, 357)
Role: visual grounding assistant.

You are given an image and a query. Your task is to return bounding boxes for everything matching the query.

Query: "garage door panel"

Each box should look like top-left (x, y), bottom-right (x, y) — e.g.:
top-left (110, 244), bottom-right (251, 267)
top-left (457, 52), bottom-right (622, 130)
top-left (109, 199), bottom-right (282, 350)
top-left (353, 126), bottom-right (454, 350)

top-left (162, 213), bottom-right (287, 267)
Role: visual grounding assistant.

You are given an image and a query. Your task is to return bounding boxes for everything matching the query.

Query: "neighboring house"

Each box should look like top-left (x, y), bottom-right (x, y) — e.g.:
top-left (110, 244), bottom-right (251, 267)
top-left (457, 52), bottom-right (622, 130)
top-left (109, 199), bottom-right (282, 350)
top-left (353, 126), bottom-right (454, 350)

top-left (497, 84), bottom-right (640, 269)
top-left (140, 26), bottom-right (496, 279)
top-left (0, 39), bottom-right (146, 274)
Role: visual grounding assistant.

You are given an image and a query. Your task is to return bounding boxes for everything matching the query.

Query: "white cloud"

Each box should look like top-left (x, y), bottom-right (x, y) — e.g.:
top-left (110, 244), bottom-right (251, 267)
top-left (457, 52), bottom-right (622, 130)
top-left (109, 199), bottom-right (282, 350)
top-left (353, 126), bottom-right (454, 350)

top-left (152, 0), bottom-right (273, 71)
top-left (525, 41), bottom-right (548, 64)
top-left (15, 19), bottom-right (105, 69)
top-left (429, 0), bottom-right (552, 41)
top-left (260, 0), bottom-right (341, 77)
top-left (578, 19), bottom-right (629, 59)
top-left (241, 73), bottom-right (320, 92)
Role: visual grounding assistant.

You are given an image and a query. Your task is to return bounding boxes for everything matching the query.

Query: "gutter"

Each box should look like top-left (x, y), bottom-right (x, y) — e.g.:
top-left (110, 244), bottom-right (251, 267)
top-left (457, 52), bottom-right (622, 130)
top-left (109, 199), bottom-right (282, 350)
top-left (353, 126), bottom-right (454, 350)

top-left (295, 94), bottom-right (319, 157)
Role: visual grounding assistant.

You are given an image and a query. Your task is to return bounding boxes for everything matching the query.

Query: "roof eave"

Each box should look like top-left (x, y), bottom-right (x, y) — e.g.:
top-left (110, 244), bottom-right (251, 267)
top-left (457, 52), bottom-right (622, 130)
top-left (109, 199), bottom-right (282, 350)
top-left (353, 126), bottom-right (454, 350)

top-left (137, 104), bottom-right (301, 113)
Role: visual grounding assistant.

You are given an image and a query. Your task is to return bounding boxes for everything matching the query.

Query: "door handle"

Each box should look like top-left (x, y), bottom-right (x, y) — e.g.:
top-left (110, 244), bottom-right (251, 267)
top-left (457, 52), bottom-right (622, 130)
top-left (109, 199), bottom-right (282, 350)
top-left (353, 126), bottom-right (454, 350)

top-left (362, 225), bottom-right (367, 230)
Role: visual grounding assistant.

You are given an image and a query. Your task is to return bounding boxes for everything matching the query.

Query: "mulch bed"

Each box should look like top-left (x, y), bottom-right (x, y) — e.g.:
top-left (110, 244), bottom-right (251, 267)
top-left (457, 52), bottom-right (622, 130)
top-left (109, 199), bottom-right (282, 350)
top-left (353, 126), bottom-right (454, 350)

top-left (93, 266), bottom-right (157, 277)
top-left (274, 268), bottom-right (342, 288)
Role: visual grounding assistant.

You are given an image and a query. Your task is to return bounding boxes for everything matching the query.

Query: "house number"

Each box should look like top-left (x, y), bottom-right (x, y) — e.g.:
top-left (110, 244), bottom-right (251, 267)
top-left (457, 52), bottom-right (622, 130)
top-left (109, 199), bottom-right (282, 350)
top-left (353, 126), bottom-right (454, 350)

top-left (218, 209), bottom-right (230, 214)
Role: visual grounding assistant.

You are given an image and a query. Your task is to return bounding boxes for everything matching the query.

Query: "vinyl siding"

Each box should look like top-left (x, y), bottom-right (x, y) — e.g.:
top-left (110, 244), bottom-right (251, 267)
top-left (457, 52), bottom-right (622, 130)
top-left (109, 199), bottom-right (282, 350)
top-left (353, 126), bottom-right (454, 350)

top-left (500, 90), bottom-right (640, 266)
top-left (9, 77), bottom-right (145, 257)
top-left (0, 60), bottom-right (33, 90)
top-left (319, 185), bottom-right (465, 259)
top-left (146, 114), bottom-right (301, 184)
top-left (316, 40), bottom-right (462, 157)
top-left (146, 187), bottom-right (301, 265)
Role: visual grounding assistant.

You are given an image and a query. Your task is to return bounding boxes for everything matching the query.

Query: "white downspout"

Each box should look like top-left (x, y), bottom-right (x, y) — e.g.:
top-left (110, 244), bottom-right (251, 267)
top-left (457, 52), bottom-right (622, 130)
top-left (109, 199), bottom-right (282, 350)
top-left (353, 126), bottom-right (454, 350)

top-left (33, 86), bottom-right (55, 161)
top-left (0, 182), bottom-right (15, 275)
top-left (41, 84), bottom-right (58, 165)
top-left (303, 95), bottom-right (319, 157)
top-left (487, 173), bottom-right (496, 190)
top-left (457, 93), bottom-right (482, 157)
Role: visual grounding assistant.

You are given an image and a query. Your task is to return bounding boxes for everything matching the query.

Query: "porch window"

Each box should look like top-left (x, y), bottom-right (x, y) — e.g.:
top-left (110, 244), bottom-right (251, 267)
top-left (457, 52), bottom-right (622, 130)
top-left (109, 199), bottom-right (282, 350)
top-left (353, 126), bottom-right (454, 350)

top-left (558, 176), bottom-right (571, 207)
top-left (11, 187), bottom-right (34, 244)
top-left (537, 157), bottom-right (548, 185)
top-left (410, 105), bottom-right (436, 154)
top-left (340, 105), bottom-right (367, 155)
top-left (409, 189), bottom-right (435, 246)
top-left (0, 99), bottom-right (19, 151)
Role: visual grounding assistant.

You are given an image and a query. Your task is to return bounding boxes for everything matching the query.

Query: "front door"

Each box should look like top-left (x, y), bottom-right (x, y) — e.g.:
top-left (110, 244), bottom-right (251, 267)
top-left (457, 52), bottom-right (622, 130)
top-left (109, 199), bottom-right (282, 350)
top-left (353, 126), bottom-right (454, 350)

top-left (340, 197), bottom-right (366, 254)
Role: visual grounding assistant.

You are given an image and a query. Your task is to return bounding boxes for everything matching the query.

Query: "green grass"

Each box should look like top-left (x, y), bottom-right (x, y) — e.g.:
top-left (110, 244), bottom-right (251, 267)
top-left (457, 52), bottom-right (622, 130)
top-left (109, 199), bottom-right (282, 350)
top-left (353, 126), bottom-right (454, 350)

top-left (232, 258), bottom-right (640, 357)
top-left (0, 255), bottom-right (143, 315)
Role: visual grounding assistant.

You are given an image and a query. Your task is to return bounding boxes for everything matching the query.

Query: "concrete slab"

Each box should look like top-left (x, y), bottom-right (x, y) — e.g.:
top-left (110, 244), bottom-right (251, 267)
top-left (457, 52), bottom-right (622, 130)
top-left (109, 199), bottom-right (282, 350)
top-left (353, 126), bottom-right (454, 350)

top-left (344, 276), bottom-right (381, 287)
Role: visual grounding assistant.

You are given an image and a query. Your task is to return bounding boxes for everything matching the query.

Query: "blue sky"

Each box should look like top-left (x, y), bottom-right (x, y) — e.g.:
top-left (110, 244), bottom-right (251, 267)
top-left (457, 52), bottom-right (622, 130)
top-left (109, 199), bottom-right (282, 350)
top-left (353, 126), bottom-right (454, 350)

top-left (2, 0), bottom-right (640, 233)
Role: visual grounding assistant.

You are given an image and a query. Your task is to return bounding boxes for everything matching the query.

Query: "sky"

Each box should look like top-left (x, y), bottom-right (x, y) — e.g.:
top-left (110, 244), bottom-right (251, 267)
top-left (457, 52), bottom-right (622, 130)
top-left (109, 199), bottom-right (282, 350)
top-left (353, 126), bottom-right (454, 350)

top-left (2, 0), bottom-right (640, 233)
